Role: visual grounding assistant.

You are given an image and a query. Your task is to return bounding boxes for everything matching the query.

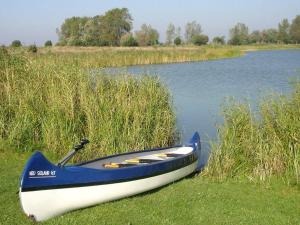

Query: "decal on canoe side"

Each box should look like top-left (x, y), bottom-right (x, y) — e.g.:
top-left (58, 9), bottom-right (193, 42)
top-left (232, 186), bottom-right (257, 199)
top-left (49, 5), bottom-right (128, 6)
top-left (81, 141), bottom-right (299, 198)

top-left (29, 170), bottom-right (56, 178)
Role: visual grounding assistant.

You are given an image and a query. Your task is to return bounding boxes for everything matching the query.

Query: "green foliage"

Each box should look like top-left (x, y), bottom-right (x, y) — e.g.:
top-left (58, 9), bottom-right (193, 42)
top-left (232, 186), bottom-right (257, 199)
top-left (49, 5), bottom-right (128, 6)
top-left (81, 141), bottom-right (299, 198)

top-left (185, 21), bottom-right (202, 43)
top-left (260, 29), bottom-right (278, 43)
top-left (166, 23), bottom-right (176, 45)
top-left (249, 30), bottom-right (262, 44)
top-left (249, 29), bottom-right (278, 44)
top-left (57, 8), bottom-right (132, 46)
top-left (0, 45), bottom-right (7, 55)
top-left (100, 8), bottom-right (132, 46)
top-left (44, 40), bottom-right (53, 47)
top-left (204, 83), bottom-right (300, 183)
top-left (192, 34), bottom-right (209, 45)
top-left (58, 16), bottom-right (89, 46)
top-left (174, 37), bottom-right (182, 45)
top-left (212, 36), bottom-right (225, 45)
top-left (228, 23), bottom-right (249, 45)
top-left (278, 19), bottom-right (290, 44)
top-left (11, 40), bottom-right (22, 47)
top-left (28, 44), bottom-right (38, 53)
top-left (135, 24), bottom-right (159, 46)
top-left (0, 52), bottom-right (176, 161)
top-left (290, 15), bottom-right (300, 43)
top-left (120, 33), bottom-right (138, 46)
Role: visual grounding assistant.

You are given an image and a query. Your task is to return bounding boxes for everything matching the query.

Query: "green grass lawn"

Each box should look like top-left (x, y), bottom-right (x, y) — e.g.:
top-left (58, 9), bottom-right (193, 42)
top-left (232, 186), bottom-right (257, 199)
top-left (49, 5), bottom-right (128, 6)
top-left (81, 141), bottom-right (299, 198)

top-left (1, 151), bottom-right (299, 225)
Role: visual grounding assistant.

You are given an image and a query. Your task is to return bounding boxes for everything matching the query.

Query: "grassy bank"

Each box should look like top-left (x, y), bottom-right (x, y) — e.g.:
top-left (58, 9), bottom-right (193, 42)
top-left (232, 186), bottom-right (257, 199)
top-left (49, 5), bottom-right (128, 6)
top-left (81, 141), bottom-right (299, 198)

top-left (0, 47), bottom-right (176, 161)
top-left (1, 151), bottom-right (299, 225)
top-left (204, 82), bottom-right (300, 184)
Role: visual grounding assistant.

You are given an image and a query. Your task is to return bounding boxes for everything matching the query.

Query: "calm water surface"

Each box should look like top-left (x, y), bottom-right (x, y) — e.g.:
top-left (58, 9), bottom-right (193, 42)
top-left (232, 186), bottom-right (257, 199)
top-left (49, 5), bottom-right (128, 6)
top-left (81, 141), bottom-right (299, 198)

top-left (107, 50), bottom-right (300, 164)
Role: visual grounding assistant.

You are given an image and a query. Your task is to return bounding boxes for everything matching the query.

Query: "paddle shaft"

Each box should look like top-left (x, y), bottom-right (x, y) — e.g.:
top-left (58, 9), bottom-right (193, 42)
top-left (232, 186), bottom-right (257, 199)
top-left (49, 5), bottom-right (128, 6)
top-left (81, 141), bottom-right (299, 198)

top-left (57, 139), bottom-right (89, 167)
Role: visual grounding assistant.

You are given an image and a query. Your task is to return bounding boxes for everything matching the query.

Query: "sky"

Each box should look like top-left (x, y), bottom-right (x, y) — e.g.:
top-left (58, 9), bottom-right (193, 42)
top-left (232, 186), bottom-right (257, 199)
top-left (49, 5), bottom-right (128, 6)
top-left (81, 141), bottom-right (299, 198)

top-left (0, 0), bottom-right (300, 46)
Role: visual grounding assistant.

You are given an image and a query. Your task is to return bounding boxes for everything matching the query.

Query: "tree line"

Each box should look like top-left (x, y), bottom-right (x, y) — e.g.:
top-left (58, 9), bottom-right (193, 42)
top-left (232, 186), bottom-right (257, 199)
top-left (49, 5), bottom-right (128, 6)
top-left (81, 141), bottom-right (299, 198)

top-left (7, 8), bottom-right (300, 47)
top-left (228, 15), bottom-right (300, 45)
top-left (56, 8), bottom-right (209, 46)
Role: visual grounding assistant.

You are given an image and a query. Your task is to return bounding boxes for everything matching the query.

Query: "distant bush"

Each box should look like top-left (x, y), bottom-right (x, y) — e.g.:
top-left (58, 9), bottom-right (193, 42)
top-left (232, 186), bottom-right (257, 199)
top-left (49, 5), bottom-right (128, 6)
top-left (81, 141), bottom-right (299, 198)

top-left (44, 40), bottom-right (53, 47)
top-left (28, 44), bottom-right (38, 53)
top-left (0, 45), bottom-right (8, 57)
top-left (192, 35), bottom-right (209, 45)
top-left (68, 39), bottom-right (87, 46)
top-left (212, 36), bottom-right (225, 45)
top-left (135, 24), bottom-right (159, 46)
top-left (174, 37), bottom-right (182, 45)
top-left (93, 39), bottom-right (109, 47)
top-left (56, 40), bottom-right (67, 46)
top-left (11, 40), bottom-right (22, 47)
top-left (120, 33), bottom-right (138, 47)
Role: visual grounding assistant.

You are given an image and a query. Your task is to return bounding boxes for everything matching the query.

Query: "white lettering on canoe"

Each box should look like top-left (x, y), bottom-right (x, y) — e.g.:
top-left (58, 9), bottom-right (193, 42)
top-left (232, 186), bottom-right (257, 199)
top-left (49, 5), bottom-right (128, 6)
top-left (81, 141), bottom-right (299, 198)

top-left (28, 170), bottom-right (56, 178)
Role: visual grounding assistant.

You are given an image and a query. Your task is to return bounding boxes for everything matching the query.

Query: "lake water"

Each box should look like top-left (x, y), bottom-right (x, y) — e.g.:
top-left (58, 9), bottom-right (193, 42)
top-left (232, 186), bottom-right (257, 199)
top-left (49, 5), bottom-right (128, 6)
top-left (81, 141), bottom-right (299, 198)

top-left (107, 50), bottom-right (300, 164)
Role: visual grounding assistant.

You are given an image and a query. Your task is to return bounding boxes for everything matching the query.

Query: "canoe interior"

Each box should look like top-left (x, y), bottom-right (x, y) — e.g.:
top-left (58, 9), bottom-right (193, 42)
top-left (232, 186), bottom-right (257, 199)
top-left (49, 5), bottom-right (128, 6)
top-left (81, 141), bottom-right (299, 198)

top-left (79, 146), bottom-right (193, 170)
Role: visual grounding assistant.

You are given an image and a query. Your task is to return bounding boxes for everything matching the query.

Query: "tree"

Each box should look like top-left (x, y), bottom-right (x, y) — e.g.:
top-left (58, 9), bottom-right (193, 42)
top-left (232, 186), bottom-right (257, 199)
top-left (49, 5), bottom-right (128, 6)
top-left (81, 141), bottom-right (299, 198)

top-left (185, 21), bottom-right (202, 43)
top-left (290, 15), bottom-right (300, 43)
top-left (228, 23), bottom-right (249, 45)
top-left (57, 8), bottom-right (133, 46)
top-left (261, 29), bottom-right (278, 43)
top-left (192, 34), bottom-right (209, 45)
top-left (99, 8), bottom-right (133, 46)
top-left (278, 19), bottom-right (290, 44)
top-left (166, 23), bottom-right (176, 45)
top-left (174, 37), bottom-right (182, 45)
top-left (212, 36), bottom-right (225, 45)
top-left (11, 40), bottom-right (22, 47)
top-left (44, 40), bottom-right (53, 47)
top-left (135, 24), bottom-right (159, 46)
top-left (58, 16), bottom-right (89, 45)
top-left (82, 16), bottom-right (102, 45)
top-left (120, 33), bottom-right (138, 46)
top-left (249, 30), bottom-right (262, 44)
top-left (176, 26), bottom-right (181, 39)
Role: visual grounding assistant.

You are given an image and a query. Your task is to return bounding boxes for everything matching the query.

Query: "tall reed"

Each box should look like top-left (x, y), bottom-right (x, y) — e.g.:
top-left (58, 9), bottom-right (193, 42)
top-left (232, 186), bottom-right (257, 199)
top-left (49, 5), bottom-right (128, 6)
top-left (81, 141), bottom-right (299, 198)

top-left (204, 84), bottom-right (300, 184)
top-left (0, 48), bottom-right (176, 161)
top-left (35, 46), bottom-right (242, 68)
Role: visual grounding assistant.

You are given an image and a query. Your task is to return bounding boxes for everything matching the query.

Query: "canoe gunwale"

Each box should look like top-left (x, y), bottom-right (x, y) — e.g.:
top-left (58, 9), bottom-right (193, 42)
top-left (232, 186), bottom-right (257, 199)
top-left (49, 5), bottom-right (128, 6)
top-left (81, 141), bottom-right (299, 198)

top-left (75, 144), bottom-right (184, 167)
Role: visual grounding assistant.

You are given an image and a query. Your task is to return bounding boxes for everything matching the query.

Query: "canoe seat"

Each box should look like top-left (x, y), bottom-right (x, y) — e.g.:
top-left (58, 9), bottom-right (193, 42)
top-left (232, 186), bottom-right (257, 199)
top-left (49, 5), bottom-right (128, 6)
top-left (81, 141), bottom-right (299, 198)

top-left (155, 153), bottom-right (184, 158)
top-left (103, 153), bottom-right (184, 169)
top-left (104, 163), bottom-right (136, 168)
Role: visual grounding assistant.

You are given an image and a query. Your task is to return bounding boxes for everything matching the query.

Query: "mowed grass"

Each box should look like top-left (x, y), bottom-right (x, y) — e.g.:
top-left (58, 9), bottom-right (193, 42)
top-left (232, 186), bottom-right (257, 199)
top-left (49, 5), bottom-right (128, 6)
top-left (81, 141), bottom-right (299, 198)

top-left (1, 151), bottom-right (299, 225)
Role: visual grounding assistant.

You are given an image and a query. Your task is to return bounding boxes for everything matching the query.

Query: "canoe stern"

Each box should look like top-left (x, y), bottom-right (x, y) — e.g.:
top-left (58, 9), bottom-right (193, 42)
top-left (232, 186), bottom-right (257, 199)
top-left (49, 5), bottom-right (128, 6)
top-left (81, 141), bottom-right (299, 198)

top-left (188, 132), bottom-right (201, 171)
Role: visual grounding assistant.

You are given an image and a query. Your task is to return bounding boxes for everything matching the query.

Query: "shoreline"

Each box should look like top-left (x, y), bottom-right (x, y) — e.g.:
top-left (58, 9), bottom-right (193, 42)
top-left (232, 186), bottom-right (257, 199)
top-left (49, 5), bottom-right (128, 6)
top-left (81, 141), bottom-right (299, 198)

top-left (36, 44), bottom-right (300, 68)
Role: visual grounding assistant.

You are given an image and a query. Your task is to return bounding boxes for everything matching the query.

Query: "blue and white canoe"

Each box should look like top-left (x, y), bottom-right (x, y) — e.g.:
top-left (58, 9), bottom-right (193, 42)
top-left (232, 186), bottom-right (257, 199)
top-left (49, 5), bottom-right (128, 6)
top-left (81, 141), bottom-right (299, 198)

top-left (20, 132), bottom-right (201, 221)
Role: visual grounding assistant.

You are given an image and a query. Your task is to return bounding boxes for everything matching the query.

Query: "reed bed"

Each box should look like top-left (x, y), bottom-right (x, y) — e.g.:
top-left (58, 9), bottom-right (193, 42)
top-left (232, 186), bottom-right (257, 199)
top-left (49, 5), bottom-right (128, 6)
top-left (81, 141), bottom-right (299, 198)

top-left (0, 48), bottom-right (176, 161)
top-left (35, 46), bottom-right (242, 68)
top-left (204, 83), bottom-right (300, 184)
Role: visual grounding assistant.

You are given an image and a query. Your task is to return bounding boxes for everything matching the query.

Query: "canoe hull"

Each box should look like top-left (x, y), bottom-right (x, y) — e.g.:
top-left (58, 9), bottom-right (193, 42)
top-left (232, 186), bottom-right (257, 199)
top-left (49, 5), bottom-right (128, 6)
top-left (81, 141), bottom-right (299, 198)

top-left (20, 161), bottom-right (197, 221)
